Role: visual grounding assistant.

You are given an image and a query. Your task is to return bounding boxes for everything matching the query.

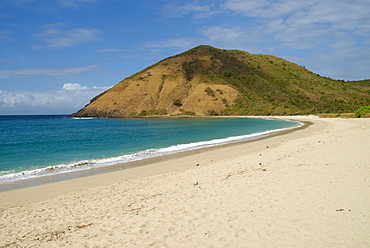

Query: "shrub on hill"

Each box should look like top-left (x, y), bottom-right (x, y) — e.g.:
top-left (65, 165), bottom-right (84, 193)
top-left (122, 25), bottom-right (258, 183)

top-left (355, 106), bottom-right (370, 118)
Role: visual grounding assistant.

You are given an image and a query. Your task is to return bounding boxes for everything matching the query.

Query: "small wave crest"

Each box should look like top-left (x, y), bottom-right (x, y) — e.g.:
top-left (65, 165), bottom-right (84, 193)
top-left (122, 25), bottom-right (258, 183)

top-left (0, 120), bottom-right (303, 183)
top-left (72, 117), bottom-right (96, 120)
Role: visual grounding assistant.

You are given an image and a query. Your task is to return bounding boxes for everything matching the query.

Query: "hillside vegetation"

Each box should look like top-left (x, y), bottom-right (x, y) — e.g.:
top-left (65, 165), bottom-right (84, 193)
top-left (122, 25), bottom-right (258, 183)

top-left (355, 106), bottom-right (370, 118)
top-left (71, 45), bottom-right (370, 117)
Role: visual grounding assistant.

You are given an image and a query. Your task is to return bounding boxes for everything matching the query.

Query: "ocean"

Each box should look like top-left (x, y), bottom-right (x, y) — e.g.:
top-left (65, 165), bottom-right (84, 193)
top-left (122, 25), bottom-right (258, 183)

top-left (0, 115), bottom-right (301, 186)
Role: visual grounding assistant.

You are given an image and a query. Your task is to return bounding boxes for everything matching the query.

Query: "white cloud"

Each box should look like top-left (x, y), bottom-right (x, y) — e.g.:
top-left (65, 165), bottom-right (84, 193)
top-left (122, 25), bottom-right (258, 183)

top-left (223, 0), bottom-right (311, 19)
top-left (0, 65), bottom-right (97, 79)
top-left (96, 48), bottom-right (120, 52)
top-left (0, 84), bottom-right (111, 115)
top-left (163, 0), bottom-right (368, 54)
top-left (145, 38), bottom-right (198, 49)
top-left (305, 46), bottom-right (370, 80)
top-left (198, 26), bottom-right (266, 52)
top-left (58, 0), bottom-right (100, 10)
top-left (222, 0), bottom-right (370, 49)
top-left (62, 83), bottom-right (110, 91)
top-left (201, 26), bottom-right (246, 42)
top-left (62, 83), bottom-right (88, 91)
top-left (162, 3), bottom-right (218, 18)
top-left (34, 23), bottom-right (99, 49)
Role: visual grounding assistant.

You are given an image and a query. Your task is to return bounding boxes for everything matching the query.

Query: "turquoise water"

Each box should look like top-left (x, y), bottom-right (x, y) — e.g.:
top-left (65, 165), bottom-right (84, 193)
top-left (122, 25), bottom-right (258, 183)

top-left (0, 115), bottom-right (301, 183)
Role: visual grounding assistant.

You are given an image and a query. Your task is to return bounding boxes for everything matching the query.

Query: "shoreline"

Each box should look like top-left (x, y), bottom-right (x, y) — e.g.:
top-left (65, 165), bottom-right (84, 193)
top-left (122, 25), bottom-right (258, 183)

top-left (1, 116), bottom-right (369, 247)
top-left (0, 117), bottom-right (304, 192)
top-left (0, 117), bottom-right (310, 207)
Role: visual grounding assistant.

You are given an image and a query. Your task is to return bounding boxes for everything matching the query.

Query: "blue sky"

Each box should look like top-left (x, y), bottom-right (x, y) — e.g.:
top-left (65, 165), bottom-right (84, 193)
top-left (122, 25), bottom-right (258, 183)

top-left (0, 0), bottom-right (369, 115)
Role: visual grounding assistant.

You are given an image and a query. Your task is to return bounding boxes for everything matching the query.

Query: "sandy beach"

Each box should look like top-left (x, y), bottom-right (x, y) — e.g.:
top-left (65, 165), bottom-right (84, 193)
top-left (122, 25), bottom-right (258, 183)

top-left (0, 116), bottom-right (369, 247)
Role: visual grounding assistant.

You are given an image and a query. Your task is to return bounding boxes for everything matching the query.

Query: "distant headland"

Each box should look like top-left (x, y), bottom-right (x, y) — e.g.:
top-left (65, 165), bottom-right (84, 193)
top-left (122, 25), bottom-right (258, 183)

top-left (70, 45), bottom-right (370, 118)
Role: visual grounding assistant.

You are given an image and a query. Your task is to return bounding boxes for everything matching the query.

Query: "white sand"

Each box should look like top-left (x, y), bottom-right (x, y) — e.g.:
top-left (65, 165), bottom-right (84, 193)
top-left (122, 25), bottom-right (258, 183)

top-left (0, 116), bottom-right (369, 247)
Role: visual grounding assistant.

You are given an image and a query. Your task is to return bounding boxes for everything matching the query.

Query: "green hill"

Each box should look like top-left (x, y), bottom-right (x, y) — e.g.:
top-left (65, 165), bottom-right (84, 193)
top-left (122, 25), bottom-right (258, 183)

top-left (71, 45), bottom-right (370, 117)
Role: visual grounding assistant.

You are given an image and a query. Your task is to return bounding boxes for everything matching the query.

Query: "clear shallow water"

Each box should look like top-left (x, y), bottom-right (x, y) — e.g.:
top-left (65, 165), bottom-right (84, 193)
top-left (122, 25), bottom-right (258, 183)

top-left (0, 115), bottom-right (301, 183)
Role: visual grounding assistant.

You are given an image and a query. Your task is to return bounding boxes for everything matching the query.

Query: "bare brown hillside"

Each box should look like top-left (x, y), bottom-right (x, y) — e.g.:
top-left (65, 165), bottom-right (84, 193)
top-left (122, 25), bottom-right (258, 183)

top-left (72, 52), bottom-right (240, 117)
